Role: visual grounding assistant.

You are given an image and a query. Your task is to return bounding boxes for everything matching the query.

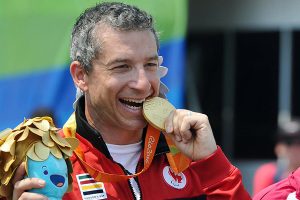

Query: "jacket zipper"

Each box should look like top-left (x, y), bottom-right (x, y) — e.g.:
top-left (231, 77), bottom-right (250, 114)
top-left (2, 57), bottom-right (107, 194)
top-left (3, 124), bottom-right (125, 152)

top-left (115, 162), bottom-right (139, 200)
top-left (126, 164), bottom-right (144, 200)
top-left (134, 162), bottom-right (143, 200)
top-left (127, 173), bottom-right (139, 200)
top-left (110, 147), bottom-right (168, 200)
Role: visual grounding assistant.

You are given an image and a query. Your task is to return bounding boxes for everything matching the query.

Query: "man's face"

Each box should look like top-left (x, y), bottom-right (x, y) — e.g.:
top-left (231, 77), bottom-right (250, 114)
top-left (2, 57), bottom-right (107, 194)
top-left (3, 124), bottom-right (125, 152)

top-left (84, 25), bottom-right (160, 133)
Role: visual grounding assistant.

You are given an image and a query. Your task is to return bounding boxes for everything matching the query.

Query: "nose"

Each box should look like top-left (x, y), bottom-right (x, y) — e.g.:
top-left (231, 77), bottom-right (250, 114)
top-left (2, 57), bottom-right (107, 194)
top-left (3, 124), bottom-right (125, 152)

top-left (129, 68), bottom-right (152, 92)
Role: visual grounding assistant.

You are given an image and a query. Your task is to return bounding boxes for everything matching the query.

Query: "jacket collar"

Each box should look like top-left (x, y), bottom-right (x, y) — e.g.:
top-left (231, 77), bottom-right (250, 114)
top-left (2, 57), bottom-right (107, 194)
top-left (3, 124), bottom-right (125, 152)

top-left (75, 96), bottom-right (170, 158)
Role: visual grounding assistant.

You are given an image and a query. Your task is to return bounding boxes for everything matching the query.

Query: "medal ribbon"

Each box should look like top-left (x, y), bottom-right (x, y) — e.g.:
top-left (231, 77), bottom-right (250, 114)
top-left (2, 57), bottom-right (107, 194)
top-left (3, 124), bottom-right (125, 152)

top-left (63, 112), bottom-right (190, 182)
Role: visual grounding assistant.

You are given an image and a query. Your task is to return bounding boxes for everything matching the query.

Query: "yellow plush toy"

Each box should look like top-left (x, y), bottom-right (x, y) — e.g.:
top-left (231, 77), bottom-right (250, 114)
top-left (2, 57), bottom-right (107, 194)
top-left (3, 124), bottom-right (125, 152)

top-left (0, 117), bottom-right (78, 199)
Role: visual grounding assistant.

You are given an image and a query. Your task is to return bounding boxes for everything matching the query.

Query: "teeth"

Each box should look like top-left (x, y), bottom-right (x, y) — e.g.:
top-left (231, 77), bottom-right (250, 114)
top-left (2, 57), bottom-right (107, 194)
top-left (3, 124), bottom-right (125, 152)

top-left (125, 105), bottom-right (141, 110)
top-left (120, 98), bottom-right (145, 108)
top-left (122, 98), bottom-right (145, 103)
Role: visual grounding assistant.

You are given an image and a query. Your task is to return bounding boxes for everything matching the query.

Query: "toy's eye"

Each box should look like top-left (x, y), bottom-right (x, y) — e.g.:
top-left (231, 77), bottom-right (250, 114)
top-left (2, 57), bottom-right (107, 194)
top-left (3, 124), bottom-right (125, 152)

top-left (42, 166), bottom-right (48, 175)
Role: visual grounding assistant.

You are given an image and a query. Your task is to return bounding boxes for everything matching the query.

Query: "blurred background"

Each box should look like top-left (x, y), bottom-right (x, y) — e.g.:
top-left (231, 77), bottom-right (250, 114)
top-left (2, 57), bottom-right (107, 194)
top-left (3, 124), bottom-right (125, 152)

top-left (1, 0), bottom-right (300, 195)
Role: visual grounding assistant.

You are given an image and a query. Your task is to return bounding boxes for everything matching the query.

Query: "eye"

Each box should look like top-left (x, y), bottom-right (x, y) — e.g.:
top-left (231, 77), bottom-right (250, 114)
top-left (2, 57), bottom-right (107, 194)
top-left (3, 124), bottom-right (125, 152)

top-left (146, 62), bottom-right (157, 67)
top-left (145, 63), bottom-right (158, 71)
top-left (114, 64), bottom-right (129, 69)
top-left (42, 166), bottom-right (48, 175)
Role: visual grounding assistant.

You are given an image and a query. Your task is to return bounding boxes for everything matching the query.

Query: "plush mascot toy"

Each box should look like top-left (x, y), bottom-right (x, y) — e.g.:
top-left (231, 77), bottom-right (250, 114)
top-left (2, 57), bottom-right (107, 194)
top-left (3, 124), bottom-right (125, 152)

top-left (0, 117), bottom-right (78, 200)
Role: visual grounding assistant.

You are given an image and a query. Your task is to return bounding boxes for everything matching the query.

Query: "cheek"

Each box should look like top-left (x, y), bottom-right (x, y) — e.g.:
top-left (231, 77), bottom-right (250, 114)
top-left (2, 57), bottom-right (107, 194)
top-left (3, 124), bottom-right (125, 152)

top-left (88, 75), bottom-right (114, 93)
top-left (152, 82), bottom-right (160, 96)
top-left (150, 75), bottom-right (160, 90)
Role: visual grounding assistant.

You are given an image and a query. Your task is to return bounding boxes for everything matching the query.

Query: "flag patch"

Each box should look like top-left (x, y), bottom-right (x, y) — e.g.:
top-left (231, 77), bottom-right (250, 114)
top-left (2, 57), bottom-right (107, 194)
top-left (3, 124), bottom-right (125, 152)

top-left (162, 166), bottom-right (186, 189)
top-left (76, 173), bottom-right (107, 200)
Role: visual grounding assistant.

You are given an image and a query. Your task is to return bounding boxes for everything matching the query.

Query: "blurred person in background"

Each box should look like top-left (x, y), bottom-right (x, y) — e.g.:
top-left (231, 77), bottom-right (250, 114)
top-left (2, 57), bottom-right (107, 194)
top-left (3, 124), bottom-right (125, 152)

top-left (253, 119), bottom-right (300, 195)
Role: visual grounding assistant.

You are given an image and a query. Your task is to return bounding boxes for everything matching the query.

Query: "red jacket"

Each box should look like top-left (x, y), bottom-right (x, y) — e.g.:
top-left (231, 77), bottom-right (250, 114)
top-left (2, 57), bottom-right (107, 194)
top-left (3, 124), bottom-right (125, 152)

top-left (62, 97), bottom-right (251, 200)
top-left (254, 167), bottom-right (300, 199)
top-left (253, 162), bottom-right (287, 195)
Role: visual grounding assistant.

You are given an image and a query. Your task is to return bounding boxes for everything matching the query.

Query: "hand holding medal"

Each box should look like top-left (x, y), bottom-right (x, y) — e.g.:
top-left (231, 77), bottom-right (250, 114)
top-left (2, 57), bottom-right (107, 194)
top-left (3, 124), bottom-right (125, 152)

top-left (143, 97), bottom-right (218, 161)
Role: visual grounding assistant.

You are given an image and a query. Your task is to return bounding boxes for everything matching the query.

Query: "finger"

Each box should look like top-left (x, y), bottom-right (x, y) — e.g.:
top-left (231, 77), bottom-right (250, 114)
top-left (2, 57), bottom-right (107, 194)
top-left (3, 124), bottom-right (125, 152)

top-left (164, 110), bottom-right (182, 142)
top-left (164, 110), bottom-right (174, 134)
top-left (180, 111), bottom-right (194, 143)
top-left (172, 110), bottom-right (183, 142)
top-left (180, 126), bottom-right (193, 144)
top-left (18, 192), bottom-right (48, 200)
top-left (13, 178), bottom-right (45, 200)
top-left (11, 162), bottom-right (26, 185)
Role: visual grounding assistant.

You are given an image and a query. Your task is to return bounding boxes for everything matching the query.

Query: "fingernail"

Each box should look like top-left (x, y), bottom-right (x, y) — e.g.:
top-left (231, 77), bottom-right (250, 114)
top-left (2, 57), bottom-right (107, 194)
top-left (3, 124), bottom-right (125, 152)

top-left (38, 180), bottom-right (45, 186)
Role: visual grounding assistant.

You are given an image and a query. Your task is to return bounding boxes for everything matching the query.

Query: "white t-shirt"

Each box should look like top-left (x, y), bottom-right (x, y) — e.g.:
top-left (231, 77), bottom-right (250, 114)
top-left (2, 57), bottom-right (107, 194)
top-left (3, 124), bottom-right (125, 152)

top-left (106, 141), bottom-right (142, 199)
top-left (287, 192), bottom-right (298, 200)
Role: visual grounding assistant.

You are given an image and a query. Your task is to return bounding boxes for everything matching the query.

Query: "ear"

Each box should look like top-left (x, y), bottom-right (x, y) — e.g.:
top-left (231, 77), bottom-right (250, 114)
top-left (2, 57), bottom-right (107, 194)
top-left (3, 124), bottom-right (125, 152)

top-left (70, 61), bottom-right (88, 92)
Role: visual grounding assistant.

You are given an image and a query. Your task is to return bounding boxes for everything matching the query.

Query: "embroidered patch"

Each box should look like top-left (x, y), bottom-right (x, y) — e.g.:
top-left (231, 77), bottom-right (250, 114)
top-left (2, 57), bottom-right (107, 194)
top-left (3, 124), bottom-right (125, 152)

top-left (162, 166), bottom-right (187, 189)
top-left (287, 191), bottom-right (298, 200)
top-left (76, 173), bottom-right (107, 200)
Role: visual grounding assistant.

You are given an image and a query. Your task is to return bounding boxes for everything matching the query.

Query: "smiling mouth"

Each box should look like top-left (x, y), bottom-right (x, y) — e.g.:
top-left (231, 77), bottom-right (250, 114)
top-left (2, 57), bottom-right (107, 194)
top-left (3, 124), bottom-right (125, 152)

top-left (119, 98), bottom-right (145, 109)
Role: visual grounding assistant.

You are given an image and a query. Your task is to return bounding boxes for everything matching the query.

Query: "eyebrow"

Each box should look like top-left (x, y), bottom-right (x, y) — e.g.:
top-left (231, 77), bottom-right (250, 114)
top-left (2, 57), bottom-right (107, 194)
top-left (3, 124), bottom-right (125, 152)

top-left (105, 55), bottom-right (159, 66)
top-left (146, 55), bottom-right (159, 61)
top-left (105, 58), bottom-right (130, 66)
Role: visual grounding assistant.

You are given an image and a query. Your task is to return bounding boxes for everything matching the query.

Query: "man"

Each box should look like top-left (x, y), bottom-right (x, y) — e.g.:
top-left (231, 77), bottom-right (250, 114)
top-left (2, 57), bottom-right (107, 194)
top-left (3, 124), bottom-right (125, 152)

top-left (253, 119), bottom-right (300, 195)
top-left (252, 120), bottom-right (300, 200)
top-left (10, 2), bottom-right (251, 199)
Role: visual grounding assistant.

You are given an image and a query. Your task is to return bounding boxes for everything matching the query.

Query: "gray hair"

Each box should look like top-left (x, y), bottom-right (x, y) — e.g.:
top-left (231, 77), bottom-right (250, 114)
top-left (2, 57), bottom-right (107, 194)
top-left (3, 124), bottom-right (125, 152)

top-left (70, 2), bottom-right (160, 72)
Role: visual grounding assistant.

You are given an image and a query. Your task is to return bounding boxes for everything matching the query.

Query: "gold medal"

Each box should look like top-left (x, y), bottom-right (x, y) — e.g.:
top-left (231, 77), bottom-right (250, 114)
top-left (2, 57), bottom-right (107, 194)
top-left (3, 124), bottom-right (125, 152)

top-left (143, 97), bottom-right (175, 131)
